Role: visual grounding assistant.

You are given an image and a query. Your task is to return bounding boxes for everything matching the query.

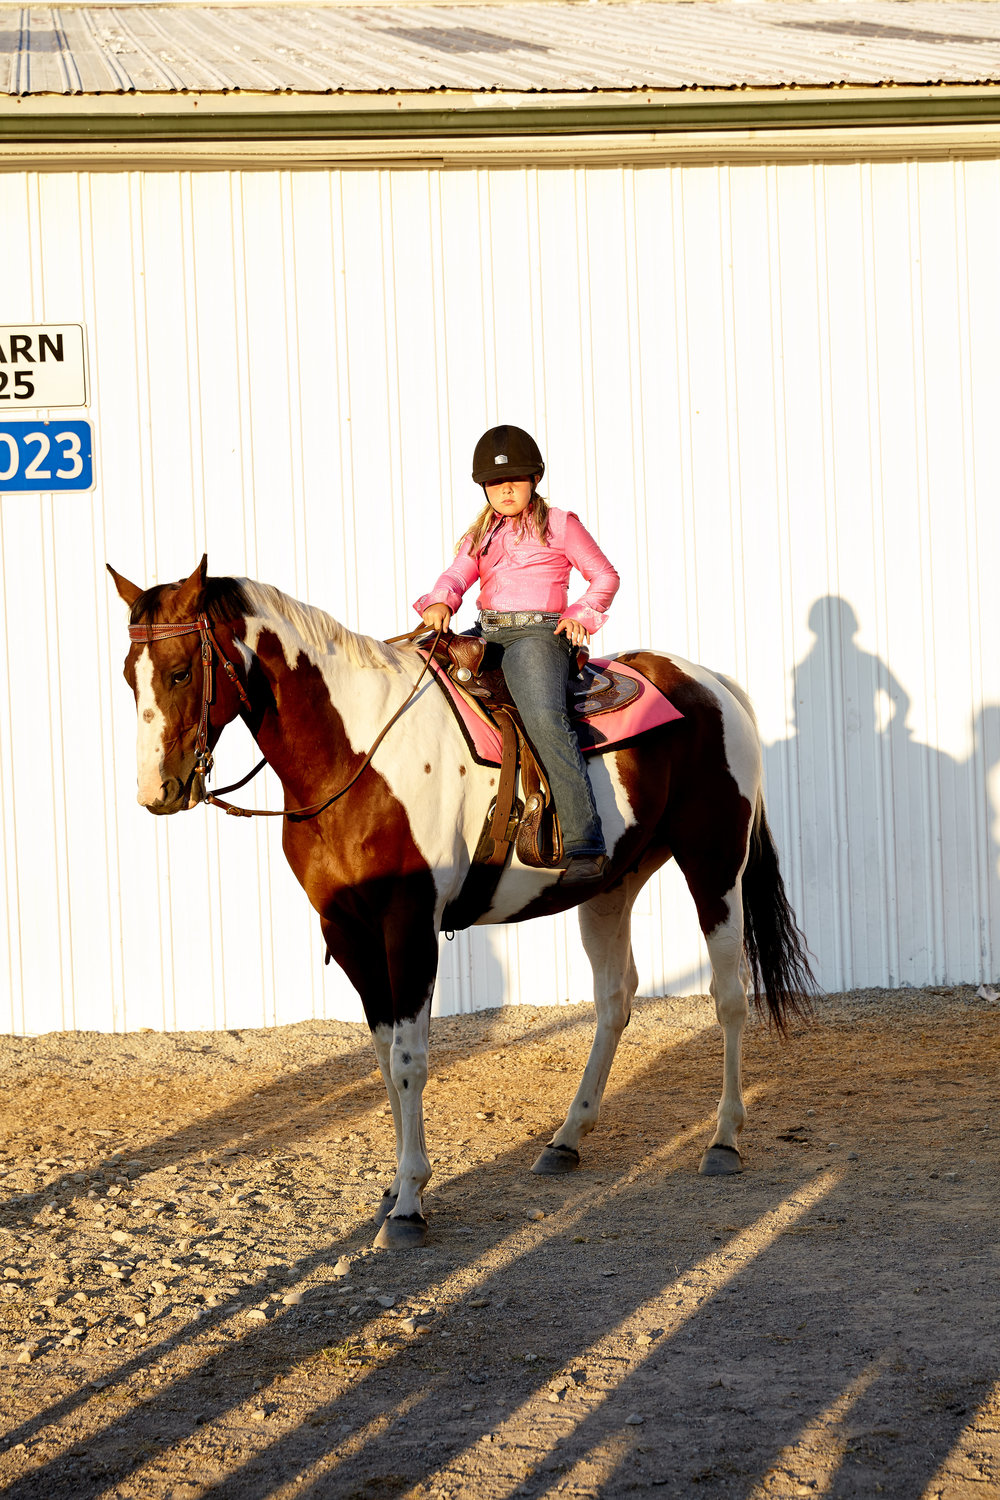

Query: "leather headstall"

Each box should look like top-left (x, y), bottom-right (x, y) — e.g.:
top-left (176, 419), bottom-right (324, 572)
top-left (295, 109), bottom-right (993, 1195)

top-left (128, 616), bottom-right (441, 821)
top-left (128, 613), bottom-right (253, 794)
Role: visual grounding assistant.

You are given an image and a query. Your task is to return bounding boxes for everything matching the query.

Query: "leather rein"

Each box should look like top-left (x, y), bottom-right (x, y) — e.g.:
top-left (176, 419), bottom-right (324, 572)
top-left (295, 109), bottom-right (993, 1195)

top-left (127, 614), bottom-right (441, 821)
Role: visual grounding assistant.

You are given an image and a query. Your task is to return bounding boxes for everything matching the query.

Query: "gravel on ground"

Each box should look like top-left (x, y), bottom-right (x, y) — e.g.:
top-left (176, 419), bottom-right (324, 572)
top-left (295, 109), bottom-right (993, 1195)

top-left (0, 985), bottom-right (997, 1499)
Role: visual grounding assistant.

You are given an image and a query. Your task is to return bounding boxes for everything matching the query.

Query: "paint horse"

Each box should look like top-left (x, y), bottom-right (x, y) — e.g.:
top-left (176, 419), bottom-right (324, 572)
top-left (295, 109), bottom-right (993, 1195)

top-left (109, 559), bottom-right (813, 1248)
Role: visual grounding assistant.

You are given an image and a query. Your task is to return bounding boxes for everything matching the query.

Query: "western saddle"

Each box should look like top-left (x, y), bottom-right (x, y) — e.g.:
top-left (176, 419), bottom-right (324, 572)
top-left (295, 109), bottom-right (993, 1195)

top-left (424, 632), bottom-right (639, 926)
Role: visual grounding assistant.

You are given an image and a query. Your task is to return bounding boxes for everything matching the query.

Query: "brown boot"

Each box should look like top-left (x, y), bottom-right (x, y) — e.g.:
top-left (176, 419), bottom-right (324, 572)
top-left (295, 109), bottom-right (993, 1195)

top-left (560, 853), bottom-right (609, 886)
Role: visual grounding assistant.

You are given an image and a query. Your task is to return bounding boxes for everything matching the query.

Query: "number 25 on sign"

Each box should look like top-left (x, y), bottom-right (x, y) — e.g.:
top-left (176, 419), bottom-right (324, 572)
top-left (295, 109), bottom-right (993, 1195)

top-left (0, 420), bottom-right (94, 493)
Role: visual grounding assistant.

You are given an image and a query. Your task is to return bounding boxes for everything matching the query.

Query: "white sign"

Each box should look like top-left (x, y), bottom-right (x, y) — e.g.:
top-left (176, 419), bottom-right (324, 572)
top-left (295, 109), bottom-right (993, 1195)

top-left (0, 325), bottom-right (88, 407)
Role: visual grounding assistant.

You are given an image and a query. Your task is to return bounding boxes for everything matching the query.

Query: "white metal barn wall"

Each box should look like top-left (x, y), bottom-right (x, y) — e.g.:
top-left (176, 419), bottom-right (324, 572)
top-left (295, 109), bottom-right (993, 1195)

top-left (2, 158), bottom-right (999, 1035)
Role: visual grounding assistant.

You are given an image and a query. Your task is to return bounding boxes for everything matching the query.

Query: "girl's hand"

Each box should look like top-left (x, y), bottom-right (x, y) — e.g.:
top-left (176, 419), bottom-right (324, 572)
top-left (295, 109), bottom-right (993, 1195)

top-left (422, 604), bottom-right (452, 633)
top-left (555, 617), bottom-right (590, 648)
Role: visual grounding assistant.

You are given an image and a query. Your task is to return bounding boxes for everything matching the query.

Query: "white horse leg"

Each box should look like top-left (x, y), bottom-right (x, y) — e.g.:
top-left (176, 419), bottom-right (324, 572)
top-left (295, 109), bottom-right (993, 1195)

top-left (532, 875), bottom-right (642, 1175)
top-left (699, 883), bottom-right (749, 1176)
top-left (374, 1005), bottom-right (432, 1248)
top-left (371, 1025), bottom-right (404, 1224)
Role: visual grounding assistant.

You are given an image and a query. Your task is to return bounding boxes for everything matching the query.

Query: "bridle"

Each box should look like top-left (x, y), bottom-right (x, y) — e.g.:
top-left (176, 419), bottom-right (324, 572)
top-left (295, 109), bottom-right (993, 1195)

top-left (127, 614), bottom-right (440, 821)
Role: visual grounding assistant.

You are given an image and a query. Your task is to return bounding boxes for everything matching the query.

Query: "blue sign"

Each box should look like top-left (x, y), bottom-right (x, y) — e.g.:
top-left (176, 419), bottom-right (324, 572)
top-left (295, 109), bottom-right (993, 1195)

top-left (0, 419), bottom-right (94, 493)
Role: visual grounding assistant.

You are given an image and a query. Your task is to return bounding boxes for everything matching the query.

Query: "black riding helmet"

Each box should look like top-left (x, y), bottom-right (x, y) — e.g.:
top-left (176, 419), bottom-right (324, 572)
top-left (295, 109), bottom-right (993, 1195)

top-left (472, 425), bottom-right (545, 485)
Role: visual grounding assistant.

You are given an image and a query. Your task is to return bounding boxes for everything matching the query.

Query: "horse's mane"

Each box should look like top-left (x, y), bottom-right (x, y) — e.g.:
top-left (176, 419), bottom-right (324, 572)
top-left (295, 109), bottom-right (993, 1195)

top-left (128, 575), bottom-right (406, 672)
top-left (241, 580), bottom-right (406, 671)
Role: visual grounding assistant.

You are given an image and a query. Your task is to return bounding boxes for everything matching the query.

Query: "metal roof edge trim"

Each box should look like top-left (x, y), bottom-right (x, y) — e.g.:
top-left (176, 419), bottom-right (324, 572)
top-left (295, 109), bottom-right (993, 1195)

top-left (4, 83), bottom-right (1000, 110)
top-left (4, 85), bottom-right (1000, 141)
top-left (3, 122), bottom-right (1000, 170)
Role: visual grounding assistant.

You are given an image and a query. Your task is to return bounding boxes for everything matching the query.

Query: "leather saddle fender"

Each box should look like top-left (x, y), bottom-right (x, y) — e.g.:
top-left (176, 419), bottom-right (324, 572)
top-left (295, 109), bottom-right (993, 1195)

top-left (427, 631), bottom-right (639, 882)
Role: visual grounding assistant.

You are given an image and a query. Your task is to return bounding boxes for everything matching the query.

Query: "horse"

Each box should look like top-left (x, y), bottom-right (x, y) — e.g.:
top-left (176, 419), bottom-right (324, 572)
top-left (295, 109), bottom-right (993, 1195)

top-left (108, 557), bottom-right (814, 1248)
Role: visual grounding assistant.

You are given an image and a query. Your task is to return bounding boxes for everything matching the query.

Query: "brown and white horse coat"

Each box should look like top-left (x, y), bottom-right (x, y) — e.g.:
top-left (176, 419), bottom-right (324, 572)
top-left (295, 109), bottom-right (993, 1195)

top-left (110, 559), bottom-right (813, 1248)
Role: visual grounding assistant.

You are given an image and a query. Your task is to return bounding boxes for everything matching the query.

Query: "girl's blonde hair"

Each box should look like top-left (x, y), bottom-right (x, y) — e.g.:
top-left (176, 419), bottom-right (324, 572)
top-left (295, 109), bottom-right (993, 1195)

top-left (460, 489), bottom-right (550, 555)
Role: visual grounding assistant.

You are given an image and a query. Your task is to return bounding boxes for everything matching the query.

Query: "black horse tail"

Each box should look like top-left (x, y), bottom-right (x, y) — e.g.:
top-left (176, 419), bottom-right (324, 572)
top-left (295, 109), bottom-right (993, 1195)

top-left (741, 796), bottom-right (818, 1033)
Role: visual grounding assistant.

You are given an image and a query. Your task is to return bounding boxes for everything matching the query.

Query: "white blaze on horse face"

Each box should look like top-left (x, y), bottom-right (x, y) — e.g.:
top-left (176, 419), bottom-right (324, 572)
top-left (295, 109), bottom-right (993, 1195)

top-left (134, 649), bottom-right (169, 806)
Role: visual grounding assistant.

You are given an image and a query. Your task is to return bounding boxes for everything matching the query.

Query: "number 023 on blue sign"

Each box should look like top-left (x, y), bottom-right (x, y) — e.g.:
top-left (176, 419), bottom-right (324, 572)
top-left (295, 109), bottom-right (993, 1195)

top-left (0, 420), bottom-right (94, 493)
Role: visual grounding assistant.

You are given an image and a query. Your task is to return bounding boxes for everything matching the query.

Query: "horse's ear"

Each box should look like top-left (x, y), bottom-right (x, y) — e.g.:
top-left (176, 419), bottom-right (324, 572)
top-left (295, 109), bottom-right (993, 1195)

top-left (106, 564), bottom-right (144, 609)
top-left (173, 555), bottom-right (208, 615)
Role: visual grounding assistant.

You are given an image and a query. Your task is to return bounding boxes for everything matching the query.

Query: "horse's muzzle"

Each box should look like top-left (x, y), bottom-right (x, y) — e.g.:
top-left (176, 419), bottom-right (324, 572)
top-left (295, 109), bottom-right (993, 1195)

top-left (138, 771), bottom-right (203, 815)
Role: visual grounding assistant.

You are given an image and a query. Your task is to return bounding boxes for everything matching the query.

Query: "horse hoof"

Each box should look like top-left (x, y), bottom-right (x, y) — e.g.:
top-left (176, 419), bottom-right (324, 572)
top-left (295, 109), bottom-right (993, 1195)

top-left (373, 1213), bottom-right (428, 1250)
top-left (374, 1191), bottom-right (398, 1228)
top-left (531, 1144), bottom-right (580, 1175)
top-left (698, 1144), bottom-right (744, 1176)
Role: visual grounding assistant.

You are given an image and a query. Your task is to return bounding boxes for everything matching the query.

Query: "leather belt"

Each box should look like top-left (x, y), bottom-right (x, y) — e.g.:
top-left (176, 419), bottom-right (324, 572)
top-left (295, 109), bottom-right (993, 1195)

top-left (479, 610), bottom-right (561, 632)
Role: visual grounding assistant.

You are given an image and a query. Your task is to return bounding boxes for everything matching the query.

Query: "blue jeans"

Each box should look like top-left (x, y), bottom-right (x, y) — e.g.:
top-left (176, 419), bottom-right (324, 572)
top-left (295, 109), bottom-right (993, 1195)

top-left (481, 623), bottom-right (605, 858)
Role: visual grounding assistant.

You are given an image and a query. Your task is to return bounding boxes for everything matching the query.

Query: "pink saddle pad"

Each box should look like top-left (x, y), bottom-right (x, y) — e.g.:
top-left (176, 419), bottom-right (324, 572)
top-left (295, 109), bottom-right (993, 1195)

top-left (427, 656), bottom-right (683, 767)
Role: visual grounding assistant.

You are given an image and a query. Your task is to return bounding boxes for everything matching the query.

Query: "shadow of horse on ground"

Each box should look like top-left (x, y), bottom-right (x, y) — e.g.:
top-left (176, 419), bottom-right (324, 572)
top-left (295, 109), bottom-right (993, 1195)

top-left (2, 996), bottom-right (996, 1500)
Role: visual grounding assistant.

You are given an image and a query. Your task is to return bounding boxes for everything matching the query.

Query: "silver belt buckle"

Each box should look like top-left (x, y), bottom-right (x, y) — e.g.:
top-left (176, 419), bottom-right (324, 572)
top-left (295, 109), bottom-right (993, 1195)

top-left (480, 609), bottom-right (552, 631)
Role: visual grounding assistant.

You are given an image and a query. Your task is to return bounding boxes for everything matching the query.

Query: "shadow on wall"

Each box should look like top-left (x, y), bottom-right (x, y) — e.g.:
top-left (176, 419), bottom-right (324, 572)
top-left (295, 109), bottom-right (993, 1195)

top-left (433, 596), bottom-right (1000, 1014)
top-left (764, 595), bottom-right (1000, 993)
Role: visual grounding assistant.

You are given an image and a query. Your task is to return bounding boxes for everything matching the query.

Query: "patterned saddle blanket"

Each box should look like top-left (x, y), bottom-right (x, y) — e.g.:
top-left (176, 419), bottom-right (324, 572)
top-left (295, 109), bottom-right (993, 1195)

top-left (424, 652), bottom-right (683, 768)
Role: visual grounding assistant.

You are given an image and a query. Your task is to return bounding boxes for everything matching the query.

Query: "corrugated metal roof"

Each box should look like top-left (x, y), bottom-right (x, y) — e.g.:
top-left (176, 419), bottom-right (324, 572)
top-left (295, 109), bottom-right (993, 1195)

top-left (4, 2), bottom-right (1000, 97)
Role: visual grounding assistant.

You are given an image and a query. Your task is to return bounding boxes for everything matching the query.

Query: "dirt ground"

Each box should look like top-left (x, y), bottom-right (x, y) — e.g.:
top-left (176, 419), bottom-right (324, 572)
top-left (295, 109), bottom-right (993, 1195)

top-left (0, 986), bottom-right (997, 1500)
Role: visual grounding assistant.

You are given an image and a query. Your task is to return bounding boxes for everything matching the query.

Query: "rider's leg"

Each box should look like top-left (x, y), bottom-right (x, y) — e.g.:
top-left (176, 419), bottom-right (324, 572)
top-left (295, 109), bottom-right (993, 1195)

top-left (496, 625), bottom-right (605, 858)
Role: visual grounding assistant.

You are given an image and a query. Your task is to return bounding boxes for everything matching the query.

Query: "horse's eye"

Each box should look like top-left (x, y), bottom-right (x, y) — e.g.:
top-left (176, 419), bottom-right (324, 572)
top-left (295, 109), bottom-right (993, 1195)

top-left (171, 669), bottom-right (192, 687)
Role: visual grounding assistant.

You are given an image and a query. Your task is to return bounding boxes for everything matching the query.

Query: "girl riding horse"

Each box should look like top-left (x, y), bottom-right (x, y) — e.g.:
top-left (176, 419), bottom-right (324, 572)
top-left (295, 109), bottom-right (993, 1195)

top-left (417, 425), bottom-right (619, 887)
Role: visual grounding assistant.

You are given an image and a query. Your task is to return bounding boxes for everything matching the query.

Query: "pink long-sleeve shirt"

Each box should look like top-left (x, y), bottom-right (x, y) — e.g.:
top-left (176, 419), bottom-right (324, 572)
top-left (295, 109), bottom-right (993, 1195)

top-left (414, 507), bottom-right (620, 634)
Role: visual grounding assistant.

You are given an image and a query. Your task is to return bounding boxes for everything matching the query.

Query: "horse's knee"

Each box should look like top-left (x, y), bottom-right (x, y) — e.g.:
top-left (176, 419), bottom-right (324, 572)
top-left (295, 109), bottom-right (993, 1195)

top-left (714, 985), bottom-right (748, 1029)
top-left (390, 1040), bottom-right (427, 1099)
top-left (596, 989), bottom-right (631, 1031)
top-left (388, 1014), bottom-right (429, 1102)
